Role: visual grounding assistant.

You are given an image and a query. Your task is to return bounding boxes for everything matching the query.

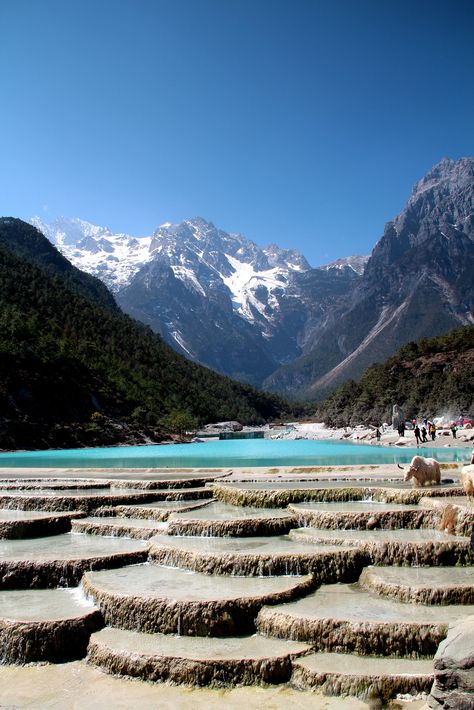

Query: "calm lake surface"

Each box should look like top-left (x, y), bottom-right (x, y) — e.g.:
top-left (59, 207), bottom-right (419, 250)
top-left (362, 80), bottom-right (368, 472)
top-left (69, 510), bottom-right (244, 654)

top-left (0, 439), bottom-right (469, 468)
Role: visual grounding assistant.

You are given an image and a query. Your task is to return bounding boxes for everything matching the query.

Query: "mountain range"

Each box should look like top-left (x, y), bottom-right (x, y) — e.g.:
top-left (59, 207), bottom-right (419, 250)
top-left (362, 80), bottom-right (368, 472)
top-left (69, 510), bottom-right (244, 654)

top-left (0, 218), bottom-right (292, 450)
top-left (30, 219), bottom-right (368, 388)
top-left (31, 156), bottom-right (474, 397)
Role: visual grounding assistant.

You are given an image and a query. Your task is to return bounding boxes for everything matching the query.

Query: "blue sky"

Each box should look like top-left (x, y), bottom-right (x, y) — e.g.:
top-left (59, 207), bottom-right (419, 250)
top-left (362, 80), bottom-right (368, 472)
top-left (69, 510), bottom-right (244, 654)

top-left (0, 0), bottom-right (473, 266)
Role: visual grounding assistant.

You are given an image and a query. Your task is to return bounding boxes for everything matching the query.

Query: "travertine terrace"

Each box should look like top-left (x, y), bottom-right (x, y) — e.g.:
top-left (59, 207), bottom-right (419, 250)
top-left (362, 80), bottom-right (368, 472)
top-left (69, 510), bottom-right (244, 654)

top-left (0, 463), bottom-right (472, 708)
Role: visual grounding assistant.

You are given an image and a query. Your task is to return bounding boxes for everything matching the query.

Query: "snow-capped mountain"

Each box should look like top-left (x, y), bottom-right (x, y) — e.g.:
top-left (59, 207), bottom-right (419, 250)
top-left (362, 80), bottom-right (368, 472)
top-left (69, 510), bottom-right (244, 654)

top-left (30, 216), bottom-right (153, 291)
top-left (115, 218), bottom-right (323, 385)
top-left (30, 214), bottom-right (363, 385)
top-left (29, 215), bottom-right (311, 324)
top-left (145, 216), bottom-right (310, 332)
top-left (320, 255), bottom-right (369, 276)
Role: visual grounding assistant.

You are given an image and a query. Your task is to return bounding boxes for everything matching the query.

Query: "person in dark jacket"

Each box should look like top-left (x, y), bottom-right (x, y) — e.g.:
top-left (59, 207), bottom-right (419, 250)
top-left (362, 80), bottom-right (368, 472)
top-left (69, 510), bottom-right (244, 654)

top-left (414, 424), bottom-right (422, 446)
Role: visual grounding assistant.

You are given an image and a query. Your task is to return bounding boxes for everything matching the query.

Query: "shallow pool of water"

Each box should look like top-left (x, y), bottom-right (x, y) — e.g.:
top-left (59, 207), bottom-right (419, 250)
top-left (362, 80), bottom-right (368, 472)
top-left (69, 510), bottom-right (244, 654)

top-left (0, 488), bottom-right (112, 497)
top-left (0, 660), bottom-right (371, 710)
top-left (0, 532), bottom-right (147, 560)
top-left (93, 627), bottom-right (308, 660)
top-left (0, 587), bottom-right (96, 621)
top-left (0, 439), bottom-right (468, 468)
top-left (150, 533), bottom-right (349, 556)
top-left (85, 563), bottom-right (310, 601)
top-left (271, 583), bottom-right (474, 623)
top-left (289, 527), bottom-right (467, 544)
top-left (0, 509), bottom-right (71, 521)
top-left (170, 502), bottom-right (292, 521)
top-left (289, 501), bottom-right (421, 512)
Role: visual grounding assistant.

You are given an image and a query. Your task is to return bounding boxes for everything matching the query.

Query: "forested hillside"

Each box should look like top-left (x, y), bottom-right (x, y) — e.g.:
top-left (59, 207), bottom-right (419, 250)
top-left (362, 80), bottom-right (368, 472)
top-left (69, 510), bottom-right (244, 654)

top-left (314, 325), bottom-right (474, 427)
top-left (0, 218), bottom-right (294, 450)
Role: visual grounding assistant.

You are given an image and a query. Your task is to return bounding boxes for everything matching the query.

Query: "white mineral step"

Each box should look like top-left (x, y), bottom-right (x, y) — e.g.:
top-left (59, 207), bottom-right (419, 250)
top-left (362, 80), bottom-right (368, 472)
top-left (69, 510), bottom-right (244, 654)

top-left (213, 481), bottom-right (462, 508)
top-left (83, 563), bottom-right (313, 601)
top-left (71, 516), bottom-right (167, 539)
top-left (150, 533), bottom-right (332, 555)
top-left (0, 532), bottom-right (147, 561)
top-left (170, 502), bottom-right (292, 520)
top-left (359, 565), bottom-right (474, 604)
top-left (0, 587), bottom-right (101, 663)
top-left (149, 533), bottom-right (361, 577)
top-left (118, 500), bottom-right (211, 510)
top-left (82, 563), bottom-right (314, 636)
top-left (0, 487), bottom-right (187, 514)
top-left (0, 488), bottom-right (111, 497)
top-left (292, 652), bottom-right (434, 700)
top-left (289, 527), bottom-right (463, 544)
top-left (0, 532), bottom-right (148, 589)
top-left (166, 502), bottom-right (297, 536)
top-left (287, 500), bottom-right (432, 530)
top-left (0, 479), bottom-right (106, 490)
top-left (257, 583), bottom-right (474, 657)
top-left (226, 481), bottom-right (398, 490)
top-left (0, 509), bottom-right (79, 520)
top-left (0, 508), bottom-right (81, 537)
top-left (102, 499), bottom-right (213, 522)
top-left (288, 526), bottom-right (472, 566)
top-left (88, 627), bottom-right (310, 686)
top-left (289, 502), bottom-right (421, 512)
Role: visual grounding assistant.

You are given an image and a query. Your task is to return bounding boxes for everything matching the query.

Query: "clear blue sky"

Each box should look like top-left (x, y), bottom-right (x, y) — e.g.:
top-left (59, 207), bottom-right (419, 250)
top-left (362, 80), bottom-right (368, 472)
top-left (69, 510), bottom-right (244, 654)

top-left (1, 0), bottom-right (473, 266)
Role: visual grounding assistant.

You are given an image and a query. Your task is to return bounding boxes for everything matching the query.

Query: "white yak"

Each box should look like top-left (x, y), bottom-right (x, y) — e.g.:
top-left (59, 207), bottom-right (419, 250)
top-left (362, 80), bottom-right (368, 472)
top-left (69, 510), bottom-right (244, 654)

top-left (398, 455), bottom-right (441, 487)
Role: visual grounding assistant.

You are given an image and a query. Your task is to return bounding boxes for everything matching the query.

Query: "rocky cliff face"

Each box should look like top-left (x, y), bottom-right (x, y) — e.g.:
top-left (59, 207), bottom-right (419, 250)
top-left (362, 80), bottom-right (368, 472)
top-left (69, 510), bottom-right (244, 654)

top-left (265, 157), bottom-right (474, 397)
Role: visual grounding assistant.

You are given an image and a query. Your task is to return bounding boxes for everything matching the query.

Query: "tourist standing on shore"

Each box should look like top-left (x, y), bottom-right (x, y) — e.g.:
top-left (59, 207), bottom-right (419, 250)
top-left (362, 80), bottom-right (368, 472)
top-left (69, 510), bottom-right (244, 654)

top-left (414, 424), bottom-right (422, 446)
top-left (421, 426), bottom-right (428, 443)
top-left (429, 422), bottom-right (437, 440)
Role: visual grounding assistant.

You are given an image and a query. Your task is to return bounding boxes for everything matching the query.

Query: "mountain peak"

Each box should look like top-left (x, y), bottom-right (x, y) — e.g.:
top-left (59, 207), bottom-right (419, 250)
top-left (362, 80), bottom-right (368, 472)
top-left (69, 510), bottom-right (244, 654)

top-left (409, 156), bottom-right (474, 205)
top-left (319, 255), bottom-right (369, 276)
top-left (30, 216), bottom-right (153, 291)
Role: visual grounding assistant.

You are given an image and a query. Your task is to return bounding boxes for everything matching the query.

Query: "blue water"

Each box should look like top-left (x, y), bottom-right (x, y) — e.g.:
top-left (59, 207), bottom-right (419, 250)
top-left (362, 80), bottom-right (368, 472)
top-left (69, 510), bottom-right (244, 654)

top-left (0, 439), bottom-right (469, 468)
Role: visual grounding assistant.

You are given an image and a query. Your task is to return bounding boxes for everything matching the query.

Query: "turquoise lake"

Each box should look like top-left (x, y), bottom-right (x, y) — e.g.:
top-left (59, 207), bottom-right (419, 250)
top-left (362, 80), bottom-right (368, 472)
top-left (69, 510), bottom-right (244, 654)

top-left (0, 439), bottom-right (469, 468)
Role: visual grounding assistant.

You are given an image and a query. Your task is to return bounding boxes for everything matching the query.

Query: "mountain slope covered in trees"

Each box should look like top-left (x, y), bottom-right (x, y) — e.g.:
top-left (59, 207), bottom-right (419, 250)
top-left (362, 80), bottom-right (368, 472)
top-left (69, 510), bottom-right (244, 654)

top-left (0, 218), bottom-right (295, 450)
top-left (314, 325), bottom-right (474, 426)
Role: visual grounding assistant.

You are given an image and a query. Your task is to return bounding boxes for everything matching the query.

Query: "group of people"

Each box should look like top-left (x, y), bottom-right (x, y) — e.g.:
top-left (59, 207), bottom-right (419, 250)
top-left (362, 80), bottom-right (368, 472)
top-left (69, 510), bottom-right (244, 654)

top-left (413, 420), bottom-right (436, 445)
top-left (397, 417), bottom-right (437, 446)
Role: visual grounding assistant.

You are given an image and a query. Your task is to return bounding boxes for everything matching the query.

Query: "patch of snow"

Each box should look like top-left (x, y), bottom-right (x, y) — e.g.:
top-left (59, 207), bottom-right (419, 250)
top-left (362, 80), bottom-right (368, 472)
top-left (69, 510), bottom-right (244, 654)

top-left (30, 216), bottom-right (154, 291)
top-left (223, 254), bottom-right (291, 323)
top-left (171, 331), bottom-right (194, 357)
top-left (170, 265), bottom-right (206, 297)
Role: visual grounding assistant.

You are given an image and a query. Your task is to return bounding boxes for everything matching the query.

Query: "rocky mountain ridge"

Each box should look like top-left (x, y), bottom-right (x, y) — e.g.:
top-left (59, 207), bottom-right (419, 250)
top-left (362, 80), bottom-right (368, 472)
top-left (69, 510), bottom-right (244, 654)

top-left (264, 156), bottom-right (474, 397)
top-left (30, 156), bottom-right (474, 397)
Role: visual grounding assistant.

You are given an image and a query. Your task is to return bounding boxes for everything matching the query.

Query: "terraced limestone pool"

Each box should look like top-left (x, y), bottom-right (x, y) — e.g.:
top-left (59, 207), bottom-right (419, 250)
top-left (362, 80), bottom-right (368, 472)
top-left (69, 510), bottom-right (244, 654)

top-left (0, 467), bottom-right (472, 709)
top-left (0, 438), bottom-right (469, 468)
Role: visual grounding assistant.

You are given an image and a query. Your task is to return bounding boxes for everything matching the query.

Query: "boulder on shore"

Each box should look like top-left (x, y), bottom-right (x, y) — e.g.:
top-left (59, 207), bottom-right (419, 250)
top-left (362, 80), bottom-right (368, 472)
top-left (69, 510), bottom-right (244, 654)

top-left (427, 615), bottom-right (474, 709)
top-left (198, 421), bottom-right (243, 436)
